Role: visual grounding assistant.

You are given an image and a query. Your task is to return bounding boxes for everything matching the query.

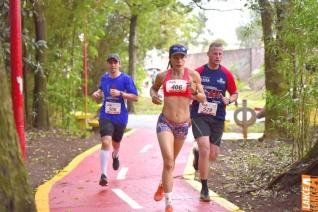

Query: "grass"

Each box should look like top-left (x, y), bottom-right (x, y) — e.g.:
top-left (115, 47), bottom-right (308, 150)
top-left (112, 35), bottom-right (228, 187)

top-left (227, 89), bottom-right (265, 110)
top-left (226, 88), bottom-right (265, 134)
top-left (225, 122), bottom-right (264, 133)
top-left (135, 96), bottom-right (163, 114)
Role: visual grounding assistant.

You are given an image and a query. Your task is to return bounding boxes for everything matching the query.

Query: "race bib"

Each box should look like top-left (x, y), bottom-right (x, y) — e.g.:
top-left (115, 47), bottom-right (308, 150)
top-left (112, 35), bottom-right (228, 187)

top-left (198, 102), bottom-right (218, 116)
top-left (166, 80), bottom-right (187, 93)
top-left (105, 102), bottom-right (121, 114)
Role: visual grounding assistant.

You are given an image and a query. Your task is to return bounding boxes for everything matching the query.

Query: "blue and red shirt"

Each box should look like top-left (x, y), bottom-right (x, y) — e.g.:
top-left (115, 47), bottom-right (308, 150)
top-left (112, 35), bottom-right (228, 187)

top-left (191, 64), bottom-right (237, 120)
top-left (98, 72), bottom-right (138, 125)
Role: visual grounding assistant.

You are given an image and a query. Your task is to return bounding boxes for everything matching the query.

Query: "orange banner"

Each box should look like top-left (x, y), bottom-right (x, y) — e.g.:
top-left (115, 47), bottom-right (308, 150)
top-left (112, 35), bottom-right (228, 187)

top-left (302, 175), bottom-right (318, 211)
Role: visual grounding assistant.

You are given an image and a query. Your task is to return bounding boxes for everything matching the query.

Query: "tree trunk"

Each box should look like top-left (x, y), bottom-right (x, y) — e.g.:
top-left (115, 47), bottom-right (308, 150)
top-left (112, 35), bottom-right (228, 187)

top-left (32, 0), bottom-right (49, 129)
top-left (23, 40), bottom-right (32, 128)
top-left (127, 14), bottom-right (137, 113)
top-left (22, 12), bottom-right (34, 129)
top-left (259, 0), bottom-right (287, 139)
top-left (92, 39), bottom-right (109, 92)
top-left (0, 44), bottom-right (36, 212)
top-left (268, 140), bottom-right (318, 190)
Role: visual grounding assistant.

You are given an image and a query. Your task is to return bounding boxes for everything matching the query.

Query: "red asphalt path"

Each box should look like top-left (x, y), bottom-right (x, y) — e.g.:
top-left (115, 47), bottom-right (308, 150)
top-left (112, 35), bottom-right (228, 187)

top-left (37, 129), bottom-right (239, 211)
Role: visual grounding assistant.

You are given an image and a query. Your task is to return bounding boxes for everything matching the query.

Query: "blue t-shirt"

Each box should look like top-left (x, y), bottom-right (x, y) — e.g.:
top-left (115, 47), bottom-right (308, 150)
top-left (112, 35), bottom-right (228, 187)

top-left (98, 72), bottom-right (138, 125)
top-left (191, 64), bottom-right (237, 120)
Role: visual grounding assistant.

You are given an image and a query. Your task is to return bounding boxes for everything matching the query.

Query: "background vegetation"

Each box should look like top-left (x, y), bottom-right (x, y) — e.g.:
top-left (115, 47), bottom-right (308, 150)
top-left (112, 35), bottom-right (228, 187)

top-left (0, 0), bottom-right (317, 205)
top-left (0, 0), bottom-right (207, 130)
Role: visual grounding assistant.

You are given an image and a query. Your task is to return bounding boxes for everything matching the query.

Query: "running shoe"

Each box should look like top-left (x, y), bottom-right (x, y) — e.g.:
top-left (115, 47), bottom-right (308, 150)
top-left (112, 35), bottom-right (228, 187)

top-left (193, 147), bottom-right (199, 171)
top-left (112, 153), bottom-right (120, 170)
top-left (154, 183), bottom-right (164, 201)
top-left (99, 174), bottom-right (108, 186)
top-left (200, 188), bottom-right (211, 202)
top-left (165, 205), bottom-right (173, 212)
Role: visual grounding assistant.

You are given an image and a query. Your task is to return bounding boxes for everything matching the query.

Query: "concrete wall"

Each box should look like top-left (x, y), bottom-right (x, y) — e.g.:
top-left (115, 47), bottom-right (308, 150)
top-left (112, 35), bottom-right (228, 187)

top-left (159, 48), bottom-right (264, 84)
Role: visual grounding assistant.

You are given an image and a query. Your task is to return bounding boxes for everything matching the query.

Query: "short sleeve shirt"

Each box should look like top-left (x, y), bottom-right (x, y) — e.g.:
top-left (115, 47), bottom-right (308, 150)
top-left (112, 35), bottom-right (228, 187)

top-left (98, 72), bottom-right (138, 125)
top-left (191, 64), bottom-right (237, 120)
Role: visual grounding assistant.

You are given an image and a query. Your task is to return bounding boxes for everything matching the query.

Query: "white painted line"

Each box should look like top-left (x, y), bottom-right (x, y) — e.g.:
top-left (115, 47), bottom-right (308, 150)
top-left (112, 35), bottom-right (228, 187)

top-left (139, 144), bottom-right (153, 153)
top-left (112, 188), bottom-right (142, 209)
top-left (117, 167), bottom-right (128, 180)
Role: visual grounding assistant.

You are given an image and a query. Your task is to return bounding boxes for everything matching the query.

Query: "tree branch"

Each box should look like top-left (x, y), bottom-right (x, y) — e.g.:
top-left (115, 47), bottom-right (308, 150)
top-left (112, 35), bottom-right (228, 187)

top-left (192, 1), bottom-right (243, 12)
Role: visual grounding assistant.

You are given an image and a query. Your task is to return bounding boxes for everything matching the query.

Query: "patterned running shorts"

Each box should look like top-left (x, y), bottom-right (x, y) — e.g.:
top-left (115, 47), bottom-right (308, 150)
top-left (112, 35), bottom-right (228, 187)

top-left (156, 113), bottom-right (189, 139)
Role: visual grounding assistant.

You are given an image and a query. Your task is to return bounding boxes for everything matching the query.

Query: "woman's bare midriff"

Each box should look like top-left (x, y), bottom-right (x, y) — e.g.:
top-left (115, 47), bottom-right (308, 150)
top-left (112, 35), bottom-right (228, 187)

top-left (162, 96), bottom-right (191, 123)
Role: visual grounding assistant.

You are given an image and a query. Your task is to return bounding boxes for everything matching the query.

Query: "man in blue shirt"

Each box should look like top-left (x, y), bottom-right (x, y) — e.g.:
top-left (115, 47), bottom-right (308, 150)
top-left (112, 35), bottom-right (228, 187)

top-left (92, 53), bottom-right (138, 186)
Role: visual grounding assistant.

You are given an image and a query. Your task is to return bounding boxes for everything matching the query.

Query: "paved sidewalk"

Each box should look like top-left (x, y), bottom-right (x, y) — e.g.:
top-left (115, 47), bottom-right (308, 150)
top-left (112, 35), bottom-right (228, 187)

top-left (35, 129), bottom-right (243, 211)
top-left (222, 132), bottom-right (263, 140)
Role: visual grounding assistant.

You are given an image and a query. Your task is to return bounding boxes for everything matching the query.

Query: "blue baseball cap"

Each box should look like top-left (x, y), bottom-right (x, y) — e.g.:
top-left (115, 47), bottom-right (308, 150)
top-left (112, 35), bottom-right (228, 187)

top-left (169, 44), bottom-right (187, 57)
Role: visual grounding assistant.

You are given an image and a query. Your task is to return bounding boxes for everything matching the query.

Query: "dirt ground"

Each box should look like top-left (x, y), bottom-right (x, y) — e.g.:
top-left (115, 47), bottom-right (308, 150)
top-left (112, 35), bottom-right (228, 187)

top-left (205, 139), bottom-right (300, 212)
top-left (25, 129), bottom-right (301, 212)
top-left (25, 129), bottom-right (100, 189)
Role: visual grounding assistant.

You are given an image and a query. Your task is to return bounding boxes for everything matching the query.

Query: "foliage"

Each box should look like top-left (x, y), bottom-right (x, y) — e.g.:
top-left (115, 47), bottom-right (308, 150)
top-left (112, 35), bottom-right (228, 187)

top-left (223, 140), bottom-right (293, 190)
top-left (249, 65), bottom-right (264, 81)
top-left (235, 11), bottom-right (263, 48)
top-left (244, 0), bottom-right (318, 160)
top-left (270, 0), bottom-right (318, 160)
top-left (0, 0), bottom-right (9, 69)
top-left (135, 96), bottom-right (163, 114)
top-left (0, 0), bottom-right (206, 131)
top-left (135, 64), bottom-right (147, 93)
top-left (122, 0), bottom-right (207, 63)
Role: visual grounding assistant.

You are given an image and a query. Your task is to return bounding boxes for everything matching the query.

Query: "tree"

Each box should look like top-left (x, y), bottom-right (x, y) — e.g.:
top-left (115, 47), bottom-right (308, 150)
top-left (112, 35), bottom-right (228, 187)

top-left (3, 0), bottom-right (207, 129)
top-left (235, 11), bottom-right (263, 48)
top-left (41, 0), bottom-right (108, 128)
top-left (252, 0), bottom-right (318, 189)
top-left (31, 0), bottom-right (49, 129)
top-left (0, 0), bottom-right (10, 71)
top-left (257, 0), bottom-right (289, 139)
top-left (91, 0), bottom-right (207, 113)
top-left (268, 141), bottom-right (318, 190)
top-left (0, 43), bottom-right (36, 212)
top-left (123, 0), bottom-right (175, 113)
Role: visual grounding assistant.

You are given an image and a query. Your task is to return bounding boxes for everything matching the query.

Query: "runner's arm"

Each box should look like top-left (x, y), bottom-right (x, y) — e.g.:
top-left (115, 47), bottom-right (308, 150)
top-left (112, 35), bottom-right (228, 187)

top-left (150, 72), bottom-right (165, 105)
top-left (189, 70), bottom-right (206, 103)
top-left (121, 92), bottom-right (138, 102)
top-left (109, 88), bottom-right (138, 102)
top-left (92, 89), bottom-right (103, 102)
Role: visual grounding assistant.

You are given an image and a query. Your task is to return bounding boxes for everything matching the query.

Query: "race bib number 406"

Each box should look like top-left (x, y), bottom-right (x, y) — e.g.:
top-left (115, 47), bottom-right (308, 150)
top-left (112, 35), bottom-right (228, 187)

top-left (198, 102), bottom-right (218, 116)
top-left (166, 80), bottom-right (187, 93)
top-left (105, 102), bottom-right (121, 114)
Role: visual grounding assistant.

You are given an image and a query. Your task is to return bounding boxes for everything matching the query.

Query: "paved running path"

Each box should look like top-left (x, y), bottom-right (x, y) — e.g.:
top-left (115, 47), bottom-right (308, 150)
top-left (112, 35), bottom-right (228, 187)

top-left (36, 129), bottom-right (243, 212)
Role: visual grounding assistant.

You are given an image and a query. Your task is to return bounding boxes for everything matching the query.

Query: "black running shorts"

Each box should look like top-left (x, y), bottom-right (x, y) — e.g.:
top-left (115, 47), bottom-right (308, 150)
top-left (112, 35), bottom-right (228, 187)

top-left (99, 118), bottom-right (126, 143)
top-left (191, 116), bottom-right (224, 146)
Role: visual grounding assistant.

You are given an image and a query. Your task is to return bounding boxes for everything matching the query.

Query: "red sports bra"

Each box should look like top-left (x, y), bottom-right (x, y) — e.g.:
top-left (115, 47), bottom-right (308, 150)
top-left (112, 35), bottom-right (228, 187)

top-left (163, 68), bottom-right (192, 98)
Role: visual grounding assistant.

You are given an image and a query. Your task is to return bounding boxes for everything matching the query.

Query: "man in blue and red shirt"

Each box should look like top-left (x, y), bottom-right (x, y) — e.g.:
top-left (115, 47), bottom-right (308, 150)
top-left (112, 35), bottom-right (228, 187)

top-left (191, 42), bottom-right (238, 201)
